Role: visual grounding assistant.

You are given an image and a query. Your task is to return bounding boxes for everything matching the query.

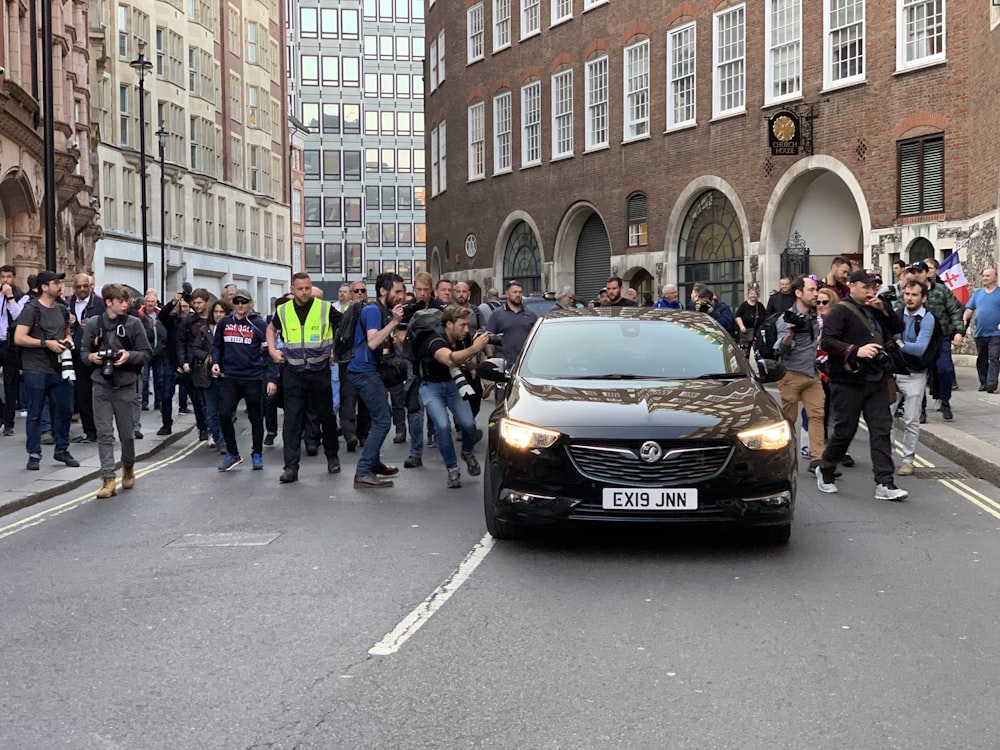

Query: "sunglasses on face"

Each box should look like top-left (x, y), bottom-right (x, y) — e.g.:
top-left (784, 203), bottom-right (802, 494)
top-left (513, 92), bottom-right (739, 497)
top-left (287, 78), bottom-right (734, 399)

top-left (352, 289), bottom-right (365, 294)
top-left (233, 298), bottom-right (251, 305)
top-left (817, 300), bottom-right (831, 306)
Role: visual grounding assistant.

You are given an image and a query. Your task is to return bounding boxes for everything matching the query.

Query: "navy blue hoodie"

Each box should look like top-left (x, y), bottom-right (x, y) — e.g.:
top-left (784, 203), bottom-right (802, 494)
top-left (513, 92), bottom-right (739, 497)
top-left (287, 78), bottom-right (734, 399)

top-left (211, 313), bottom-right (267, 380)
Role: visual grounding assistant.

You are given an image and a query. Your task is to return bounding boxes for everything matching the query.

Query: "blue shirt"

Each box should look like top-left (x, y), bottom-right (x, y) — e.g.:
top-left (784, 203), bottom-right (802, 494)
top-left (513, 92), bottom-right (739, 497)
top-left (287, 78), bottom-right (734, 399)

top-left (653, 298), bottom-right (681, 309)
top-left (966, 287), bottom-right (1000, 338)
top-left (900, 305), bottom-right (935, 370)
top-left (348, 303), bottom-right (384, 373)
top-left (485, 303), bottom-right (538, 363)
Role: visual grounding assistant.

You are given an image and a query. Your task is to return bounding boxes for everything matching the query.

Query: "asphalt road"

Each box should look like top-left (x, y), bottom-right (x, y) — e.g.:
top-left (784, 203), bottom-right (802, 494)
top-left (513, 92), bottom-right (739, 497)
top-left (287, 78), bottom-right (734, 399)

top-left (2, 425), bottom-right (1000, 749)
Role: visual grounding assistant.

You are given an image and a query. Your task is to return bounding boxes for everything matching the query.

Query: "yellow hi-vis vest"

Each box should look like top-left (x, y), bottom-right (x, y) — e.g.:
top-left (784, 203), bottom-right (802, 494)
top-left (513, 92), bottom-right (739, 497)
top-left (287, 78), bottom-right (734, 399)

top-left (277, 299), bottom-right (333, 371)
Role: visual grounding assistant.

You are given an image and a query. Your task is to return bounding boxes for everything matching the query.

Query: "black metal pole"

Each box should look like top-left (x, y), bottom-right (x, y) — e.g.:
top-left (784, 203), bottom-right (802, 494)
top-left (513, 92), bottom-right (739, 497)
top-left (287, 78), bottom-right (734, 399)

top-left (40, 0), bottom-right (57, 271)
top-left (137, 68), bottom-right (149, 293)
top-left (157, 128), bottom-right (167, 301)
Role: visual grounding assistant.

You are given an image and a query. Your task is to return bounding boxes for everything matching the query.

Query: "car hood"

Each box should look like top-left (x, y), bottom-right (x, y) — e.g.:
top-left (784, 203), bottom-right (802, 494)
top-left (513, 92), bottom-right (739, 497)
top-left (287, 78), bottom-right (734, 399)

top-left (503, 376), bottom-right (784, 441)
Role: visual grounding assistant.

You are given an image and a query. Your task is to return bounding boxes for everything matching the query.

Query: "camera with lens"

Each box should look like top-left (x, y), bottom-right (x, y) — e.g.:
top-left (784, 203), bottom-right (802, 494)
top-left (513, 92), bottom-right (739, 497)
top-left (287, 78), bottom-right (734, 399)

top-left (179, 281), bottom-right (193, 302)
top-left (877, 286), bottom-right (897, 305)
top-left (97, 348), bottom-right (120, 378)
top-left (449, 366), bottom-right (475, 400)
top-left (783, 308), bottom-right (812, 330)
top-left (697, 302), bottom-right (711, 313)
top-left (479, 330), bottom-right (504, 346)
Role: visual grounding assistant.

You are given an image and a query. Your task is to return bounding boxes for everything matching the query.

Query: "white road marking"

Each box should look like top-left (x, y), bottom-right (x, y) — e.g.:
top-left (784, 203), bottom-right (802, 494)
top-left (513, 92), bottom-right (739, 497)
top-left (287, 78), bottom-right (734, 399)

top-left (369, 534), bottom-right (496, 656)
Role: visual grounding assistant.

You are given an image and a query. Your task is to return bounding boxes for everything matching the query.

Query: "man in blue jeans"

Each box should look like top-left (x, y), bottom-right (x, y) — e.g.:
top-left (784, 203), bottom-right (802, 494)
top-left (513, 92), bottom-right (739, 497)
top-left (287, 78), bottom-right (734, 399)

top-left (416, 305), bottom-right (489, 488)
top-left (347, 272), bottom-right (405, 488)
top-left (12, 270), bottom-right (79, 470)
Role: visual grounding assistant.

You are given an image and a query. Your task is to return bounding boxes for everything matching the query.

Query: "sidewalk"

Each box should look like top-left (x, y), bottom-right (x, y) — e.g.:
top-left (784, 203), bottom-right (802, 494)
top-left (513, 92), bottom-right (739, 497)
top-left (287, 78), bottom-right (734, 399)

top-left (2, 365), bottom-right (998, 518)
top-left (0, 405), bottom-right (198, 518)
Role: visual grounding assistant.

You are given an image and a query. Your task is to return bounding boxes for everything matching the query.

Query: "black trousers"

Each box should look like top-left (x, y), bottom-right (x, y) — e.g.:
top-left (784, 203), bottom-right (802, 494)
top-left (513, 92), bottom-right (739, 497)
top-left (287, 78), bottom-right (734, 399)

top-left (219, 377), bottom-right (264, 456)
top-left (282, 366), bottom-right (339, 471)
top-left (0, 340), bottom-right (19, 428)
top-left (820, 378), bottom-right (895, 485)
top-left (338, 363), bottom-right (369, 441)
top-left (73, 361), bottom-right (96, 438)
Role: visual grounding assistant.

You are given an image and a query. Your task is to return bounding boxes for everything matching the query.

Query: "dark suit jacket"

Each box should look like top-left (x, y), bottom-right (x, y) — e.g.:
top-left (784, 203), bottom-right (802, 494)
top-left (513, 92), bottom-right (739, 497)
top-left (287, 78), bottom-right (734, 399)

top-left (67, 293), bottom-right (104, 365)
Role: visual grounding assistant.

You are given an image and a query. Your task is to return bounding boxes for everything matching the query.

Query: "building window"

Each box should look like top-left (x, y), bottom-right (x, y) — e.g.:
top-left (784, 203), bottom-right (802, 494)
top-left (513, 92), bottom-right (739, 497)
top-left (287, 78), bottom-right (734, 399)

top-left (323, 8), bottom-right (340, 38)
top-left (343, 151), bottom-right (362, 180)
top-left (322, 56), bottom-right (339, 86)
top-left (551, 70), bottom-right (573, 158)
top-left (437, 30), bottom-right (446, 84)
top-left (585, 55), bottom-right (608, 150)
top-left (430, 121), bottom-right (446, 196)
top-left (624, 40), bottom-right (649, 141)
top-left (766, 0), bottom-right (801, 103)
top-left (467, 102), bottom-right (486, 180)
top-left (301, 55), bottom-right (319, 86)
top-left (503, 221), bottom-right (542, 293)
top-left (324, 150), bottom-right (341, 180)
top-left (898, 0), bottom-right (945, 70)
top-left (551, 0), bottom-right (571, 25)
top-left (304, 150), bottom-right (320, 178)
top-left (667, 22), bottom-right (696, 130)
top-left (713, 4), bottom-right (745, 118)
top-left (521, 0), bottom-right (540, 39)
top-left (429, 37), bottom-right (438, 90)
top-left (325, 243), bottom-right (342, 274)
top-left (324, 196), bottom-right (342, 226)
top-left (467, 4), bottom-right (484, 63)
top-left (627, 193), bottom-right (648, 247)
top-left (119, 84), bottom-right (131, 145)
top-left (678, 190), bottom-right (745, 308)
top-left (246, 21), bottom-right (258, 64)
top-left (344, 197), bottom-right (362, 227)
top-left (824, 0), bottom-right (865, 88)
top-left (323, 103), bottom-right (340, 133)
top-left (493, 91), bottom-right (512, 174)
top-left (521, 81), bottom-right (541, 167)
top-left (304, 196), bottom-right (321, 226)
top-left (494, 0), bottom-right (510, 50)
top-left (301, 7), bottom-right (318, 37)
top-left (304, 242), bottom-right (321, 272)
top-left (898, 135), bottom-right (944, 216)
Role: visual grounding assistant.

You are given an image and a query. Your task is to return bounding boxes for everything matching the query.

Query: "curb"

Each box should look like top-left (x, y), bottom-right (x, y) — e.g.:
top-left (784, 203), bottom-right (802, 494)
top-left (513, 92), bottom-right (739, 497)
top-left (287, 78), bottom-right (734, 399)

top-left (0, 425), bottom-right (197, 520)
top-left (917, 424), bottom-right (1000, 487)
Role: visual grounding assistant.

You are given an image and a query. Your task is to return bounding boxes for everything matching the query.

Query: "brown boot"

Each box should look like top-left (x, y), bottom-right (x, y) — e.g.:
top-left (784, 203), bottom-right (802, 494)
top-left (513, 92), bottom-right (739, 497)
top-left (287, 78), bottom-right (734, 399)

top-left (121, 465), bottom-right (136, 490)
top-left (96, 477), bottom-right (117, 498)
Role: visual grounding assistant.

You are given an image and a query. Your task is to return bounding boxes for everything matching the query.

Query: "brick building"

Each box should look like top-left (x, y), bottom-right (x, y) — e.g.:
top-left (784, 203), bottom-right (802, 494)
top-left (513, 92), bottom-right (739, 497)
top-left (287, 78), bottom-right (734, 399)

top-left (425, 0), bottom-right (999, 310)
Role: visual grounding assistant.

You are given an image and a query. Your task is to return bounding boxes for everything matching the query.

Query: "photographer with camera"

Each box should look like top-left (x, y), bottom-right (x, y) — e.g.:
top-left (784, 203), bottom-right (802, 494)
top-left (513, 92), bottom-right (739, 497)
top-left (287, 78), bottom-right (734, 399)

top-left (13, 271), bottom-right (79, 471)
top-left (816, 269), bottom-right (906, 501)
top-left (80, 284), bottom-right (152, 497)
top-left (695, 287), bottom-right (737, 337)
top-left (774, 275), bottom-right (826, 472)
top-left (417, 305), bottom-right (490, 489)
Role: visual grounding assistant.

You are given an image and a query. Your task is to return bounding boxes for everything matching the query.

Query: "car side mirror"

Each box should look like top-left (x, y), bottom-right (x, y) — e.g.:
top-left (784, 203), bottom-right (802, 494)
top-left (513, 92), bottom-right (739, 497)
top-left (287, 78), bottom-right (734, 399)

top-left (477, 357), bottom-right (509, 383)
top-left (754, 358), bottom-right (786, 384)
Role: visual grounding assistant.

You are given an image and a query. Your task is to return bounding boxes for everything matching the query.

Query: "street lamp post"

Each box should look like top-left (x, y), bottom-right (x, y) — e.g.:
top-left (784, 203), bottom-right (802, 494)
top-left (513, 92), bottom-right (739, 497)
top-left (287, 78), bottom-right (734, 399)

top-left (130, 43), bottom-right (154, 294)
top-left (156, 125), bottom-right (168, 301)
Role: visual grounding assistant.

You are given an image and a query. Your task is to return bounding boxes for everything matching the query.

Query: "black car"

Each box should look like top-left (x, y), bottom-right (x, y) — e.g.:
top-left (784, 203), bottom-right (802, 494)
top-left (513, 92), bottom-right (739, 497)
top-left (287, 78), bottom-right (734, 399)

top-left (482, 308), bottom-right (797, 544)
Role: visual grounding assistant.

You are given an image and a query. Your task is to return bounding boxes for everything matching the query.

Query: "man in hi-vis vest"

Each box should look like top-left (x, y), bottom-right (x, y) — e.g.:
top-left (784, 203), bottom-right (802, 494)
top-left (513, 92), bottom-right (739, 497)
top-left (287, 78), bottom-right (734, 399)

top-left (266, 272), bottom-right (343, 484)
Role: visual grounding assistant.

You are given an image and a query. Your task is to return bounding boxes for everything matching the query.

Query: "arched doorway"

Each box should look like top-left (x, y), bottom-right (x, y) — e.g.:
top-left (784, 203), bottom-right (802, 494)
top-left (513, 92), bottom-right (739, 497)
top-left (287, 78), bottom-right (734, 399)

top-left (574, 213), bottom-right (610, 302)
top-left (905, 237), bottom-right (936, 265)
top-left (503, 221), bottom-right (542, 293)
top-left (677, 190), bottom-right (744, 308)
top-left (628, 268), bottom-right (654, 305)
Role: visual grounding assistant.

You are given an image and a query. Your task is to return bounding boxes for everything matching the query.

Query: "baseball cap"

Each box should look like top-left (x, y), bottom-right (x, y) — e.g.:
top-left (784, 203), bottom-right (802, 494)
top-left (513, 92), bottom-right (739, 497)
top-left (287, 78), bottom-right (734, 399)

top-left (908, 261), bottom-right (929, 273)
top-left (848, 269), bottom-right (882, 284)
top-left (36, 270), bottom-right (65, 286)
top-left (233, 288), bottom-right (254, 301)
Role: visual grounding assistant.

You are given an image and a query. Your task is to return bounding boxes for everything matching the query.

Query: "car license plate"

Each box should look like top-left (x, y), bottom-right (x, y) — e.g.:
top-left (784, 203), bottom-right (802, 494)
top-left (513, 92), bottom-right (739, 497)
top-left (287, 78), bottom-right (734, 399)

top-left (602, 488), bottom-right (698, 510)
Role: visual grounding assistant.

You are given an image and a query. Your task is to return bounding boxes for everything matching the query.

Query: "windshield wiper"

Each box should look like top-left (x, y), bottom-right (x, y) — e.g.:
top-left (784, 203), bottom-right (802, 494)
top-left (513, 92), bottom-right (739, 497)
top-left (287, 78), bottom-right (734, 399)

top-left (572, 373), bottom-right (658, 380)
top-left (692, 372), bottom-right (742, 379)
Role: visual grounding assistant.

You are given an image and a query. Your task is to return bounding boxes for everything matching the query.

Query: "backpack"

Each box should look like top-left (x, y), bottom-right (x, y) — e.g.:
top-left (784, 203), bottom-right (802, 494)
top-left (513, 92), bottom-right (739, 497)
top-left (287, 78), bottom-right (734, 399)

top-left (403, 308), bottom-right (445, 377)
top-left (753, 311), bottom-right (783, 360)
top-left (902, 313), bottom-right (943, 372)
top-left (333, 301), bottom-right (365, 364)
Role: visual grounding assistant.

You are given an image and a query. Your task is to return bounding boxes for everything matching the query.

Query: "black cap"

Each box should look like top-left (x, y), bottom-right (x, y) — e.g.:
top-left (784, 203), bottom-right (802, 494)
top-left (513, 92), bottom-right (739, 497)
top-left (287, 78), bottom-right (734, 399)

top-left (36, 270), bottom-right (65, 286)
top-left (908, 261), bottom-right (929, 273)
top-left (848, 269), bottom-right (882, 284)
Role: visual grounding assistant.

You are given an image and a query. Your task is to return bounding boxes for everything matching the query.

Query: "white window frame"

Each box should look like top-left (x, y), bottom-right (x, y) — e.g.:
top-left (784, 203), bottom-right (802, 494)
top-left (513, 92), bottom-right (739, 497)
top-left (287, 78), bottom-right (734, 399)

top-left (896, 0), bottom-right (945, 71)
top-left (551, 69), bottom-right (573, 159)
top-left (493, 0), bottom-right (511, 51)
top-left (712, 4), bottom-right (746, 119)
top-left (667, 22), bottom-right (696, 130)
top-left (431, 126), bottom-right (439, 196)
top-left (765, 0), bottom-right (802, 104)
top-left (429, 38), bottom-right (438, 90)
top-left (623, 40), bottom-right (650, 141)
top-left (467, 4), bottom-right (484, 64)
top-left (437, 30), bottom-right (446, 84)
top-left (585, 55), bottom-right (608, 151)
top-left (823, 0), bottom-right (865, 90)
top-left (493, 91), bottom-right (512, 174)
top-left (468, 102), bottom-right (485, 180)
top-left (551, 0), bottom-right (572, 27)
top-left (521, 0), bottom-right (540, 39)
top-left (583, 0), bottom-right (607, 9)
top-left (520, 81), bottom-right (541, 167)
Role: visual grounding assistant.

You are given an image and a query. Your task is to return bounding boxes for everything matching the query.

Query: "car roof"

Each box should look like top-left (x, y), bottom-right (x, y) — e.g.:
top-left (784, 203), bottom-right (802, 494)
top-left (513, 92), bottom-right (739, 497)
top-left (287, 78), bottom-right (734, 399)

top-left (540, 307), bottom-right (695, 321)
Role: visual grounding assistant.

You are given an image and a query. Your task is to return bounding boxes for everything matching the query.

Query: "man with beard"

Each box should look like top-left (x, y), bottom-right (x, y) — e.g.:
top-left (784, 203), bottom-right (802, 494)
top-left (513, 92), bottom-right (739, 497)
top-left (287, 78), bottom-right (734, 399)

top-left (486, 280), bottom-right (538, 366)
top-left (398, 272), bottom-right (433, 466)
top-left (67, 274), bottom-right (103, 443)
top-left (604, 276), bottom-right (637, 307)
top-left (765, 277), bottom-right (796, 315)
top-left (818, 256), bottom-right (852, 300)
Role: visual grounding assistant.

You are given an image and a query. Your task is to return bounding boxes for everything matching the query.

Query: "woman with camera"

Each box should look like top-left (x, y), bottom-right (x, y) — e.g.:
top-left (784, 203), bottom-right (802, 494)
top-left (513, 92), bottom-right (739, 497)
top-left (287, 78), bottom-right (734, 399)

top-left (80, 284), bottom-right (152, 498)
top-left (734, 288), bottom-right (766, 354)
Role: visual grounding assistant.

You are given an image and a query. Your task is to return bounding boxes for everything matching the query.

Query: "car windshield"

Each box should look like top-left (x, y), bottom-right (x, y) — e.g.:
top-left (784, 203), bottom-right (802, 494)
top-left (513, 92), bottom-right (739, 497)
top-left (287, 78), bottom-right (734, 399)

top-left (518, 318), bottom-right (744, 380)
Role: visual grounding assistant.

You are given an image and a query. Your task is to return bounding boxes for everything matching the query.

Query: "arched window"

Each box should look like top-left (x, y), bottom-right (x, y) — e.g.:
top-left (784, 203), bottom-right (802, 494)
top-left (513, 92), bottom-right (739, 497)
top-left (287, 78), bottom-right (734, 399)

top-left (677, 190), bottom-right (744, 307)
top-left (627, 192), bottom-right (648, 247)
top-left (503, 221), bottom-right (541, 293)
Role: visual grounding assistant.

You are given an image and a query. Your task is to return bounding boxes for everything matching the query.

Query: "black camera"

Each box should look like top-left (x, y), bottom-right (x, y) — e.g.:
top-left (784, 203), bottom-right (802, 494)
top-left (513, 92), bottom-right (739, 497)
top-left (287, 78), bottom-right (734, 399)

top-left (877, 286), bottom-right (897, 305)
top-left (783, 308), bottom-right (811, 330)
top-left (478, 330), bottom-right (503, 346)
top-left (97, 348), bottom-right (119, 377)
top-left (697, 302), bottom-right (711, 313)
top-left (180, 281), bottom-right (193, 301)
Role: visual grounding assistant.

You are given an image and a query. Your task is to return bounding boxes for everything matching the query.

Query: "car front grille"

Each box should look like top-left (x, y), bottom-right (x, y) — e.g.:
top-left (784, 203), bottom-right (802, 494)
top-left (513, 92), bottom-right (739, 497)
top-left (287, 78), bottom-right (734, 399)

top-left (566, 442), bottom-right (732, 487)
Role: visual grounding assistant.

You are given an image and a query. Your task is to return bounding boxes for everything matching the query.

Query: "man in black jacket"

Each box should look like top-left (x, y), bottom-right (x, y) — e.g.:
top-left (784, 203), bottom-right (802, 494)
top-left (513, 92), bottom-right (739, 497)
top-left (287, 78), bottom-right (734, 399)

top-left (67, 274), bottom-right (103, 442)
top-left (816, 269), bottom-right (907, 501)
top-left (0, 264), bottom-right (28, 435)
top-left (176, 288), bottom-right (213, 441)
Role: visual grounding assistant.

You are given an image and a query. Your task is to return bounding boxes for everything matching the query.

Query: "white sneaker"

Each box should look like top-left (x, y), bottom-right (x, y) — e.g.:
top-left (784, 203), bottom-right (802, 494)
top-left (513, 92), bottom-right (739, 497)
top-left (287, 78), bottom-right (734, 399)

top-left (816, 466), bottom-right (838, 494)
top-left (875, 483), bottom-right (908, 501)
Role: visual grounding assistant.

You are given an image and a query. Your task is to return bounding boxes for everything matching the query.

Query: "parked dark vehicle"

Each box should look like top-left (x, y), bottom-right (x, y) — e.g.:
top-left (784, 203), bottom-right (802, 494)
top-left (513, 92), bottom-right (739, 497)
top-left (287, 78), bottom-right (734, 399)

top-left (481, 308), bottom-right (797, 544)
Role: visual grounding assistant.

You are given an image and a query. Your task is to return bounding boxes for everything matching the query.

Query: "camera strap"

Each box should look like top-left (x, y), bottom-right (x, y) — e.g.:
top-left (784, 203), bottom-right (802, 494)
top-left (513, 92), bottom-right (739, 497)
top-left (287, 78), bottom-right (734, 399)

top-left (843, 301), bottom-right (884, 345)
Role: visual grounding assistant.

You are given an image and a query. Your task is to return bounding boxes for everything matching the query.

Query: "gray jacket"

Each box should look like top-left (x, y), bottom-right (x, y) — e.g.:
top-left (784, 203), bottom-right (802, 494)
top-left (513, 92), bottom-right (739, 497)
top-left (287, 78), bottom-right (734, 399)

top-left (80, 312), bottom-right (152, 388)
top-left (774, 309), bottom-right (819, 377)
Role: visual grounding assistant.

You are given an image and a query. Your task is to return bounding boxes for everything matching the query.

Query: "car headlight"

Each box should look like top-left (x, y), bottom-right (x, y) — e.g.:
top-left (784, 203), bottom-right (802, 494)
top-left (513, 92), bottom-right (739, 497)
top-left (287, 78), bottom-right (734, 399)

top-left (737, 421), bottom-right (791, 450)
top-left (499, 418), bottom-right (561, 450)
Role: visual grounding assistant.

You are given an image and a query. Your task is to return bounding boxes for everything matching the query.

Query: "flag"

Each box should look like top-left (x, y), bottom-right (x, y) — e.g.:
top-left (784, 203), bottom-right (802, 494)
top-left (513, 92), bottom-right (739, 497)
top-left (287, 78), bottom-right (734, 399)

top-left (938, 250), bottom-right (969, 304)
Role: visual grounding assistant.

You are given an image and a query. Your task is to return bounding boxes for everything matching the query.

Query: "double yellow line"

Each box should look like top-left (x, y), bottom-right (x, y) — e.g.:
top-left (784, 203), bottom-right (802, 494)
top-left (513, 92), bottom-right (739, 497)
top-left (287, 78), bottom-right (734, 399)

top-left (0, 438), bottom-right (204, 541)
